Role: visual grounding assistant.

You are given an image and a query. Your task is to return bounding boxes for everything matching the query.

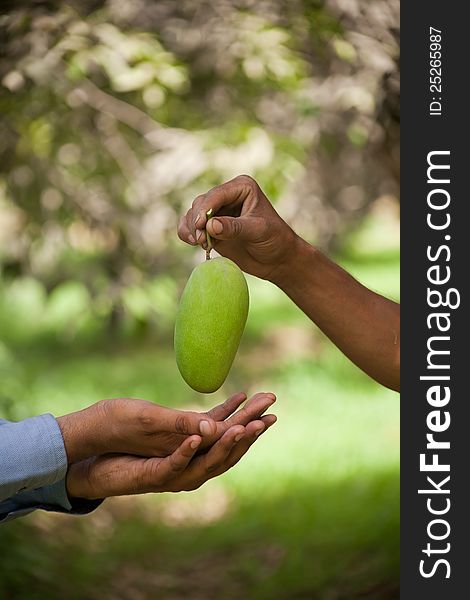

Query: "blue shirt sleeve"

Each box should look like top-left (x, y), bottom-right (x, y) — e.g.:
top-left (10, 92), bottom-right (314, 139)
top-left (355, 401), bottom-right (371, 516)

top-left (0, 414), bottom-right (67, 501)
top-left (0, 415), bottom-right (102, 523)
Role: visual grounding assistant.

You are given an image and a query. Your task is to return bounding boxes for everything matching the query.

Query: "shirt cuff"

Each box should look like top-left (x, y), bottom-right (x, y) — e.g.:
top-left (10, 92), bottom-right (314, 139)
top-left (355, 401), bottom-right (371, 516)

top-left (0, 413), bottom-right (68, 502)
top-left (37, 477), bottom-right (103, 515)
top-left (0, 478), bottom-right (103, 523)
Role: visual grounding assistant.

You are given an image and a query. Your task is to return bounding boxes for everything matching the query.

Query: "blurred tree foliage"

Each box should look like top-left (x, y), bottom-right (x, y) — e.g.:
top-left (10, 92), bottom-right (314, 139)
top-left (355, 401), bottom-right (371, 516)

top-left (0, 0), bottom-right (399, 335)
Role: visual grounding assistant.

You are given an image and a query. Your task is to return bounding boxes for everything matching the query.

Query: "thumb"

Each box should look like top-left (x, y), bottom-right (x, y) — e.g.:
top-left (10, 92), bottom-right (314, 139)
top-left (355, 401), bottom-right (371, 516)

top-left (158, 407), bottom-right (217, 437)
top-left (207, 215), bottom-right (261, 241)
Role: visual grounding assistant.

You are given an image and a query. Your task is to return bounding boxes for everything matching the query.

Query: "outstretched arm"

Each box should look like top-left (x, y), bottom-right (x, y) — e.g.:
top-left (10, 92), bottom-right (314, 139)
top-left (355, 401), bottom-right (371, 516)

top-left (272, 238), bottom-right (400, 391)
top-left (178, 175), bottom-right (400, 392)
top-left (1, 392), bottom-right (276, 521)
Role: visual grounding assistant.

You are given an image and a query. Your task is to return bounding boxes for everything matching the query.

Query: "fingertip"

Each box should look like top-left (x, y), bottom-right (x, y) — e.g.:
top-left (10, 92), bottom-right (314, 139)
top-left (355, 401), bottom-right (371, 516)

top-left (231, 428), bottom-right (245, 444)
top-left (178, 231), bottom-right (192, 246)
top-left (223, 392), bottom-right (247, 412)
top-left (206, 392), bottom-right (247, 421)
top-left (246, 420), bottom-right (265, 437)
top-left (195, 213), bottom-right (206, 230)
top-left (254, 424), bottom-right (265, 437)
top-left (189, 436), bottom-right (202, 450)
top-left (226, 424), bottom-right (245, 440)
top-left (233, 392), bottom-right (247, 403)
top-left (250, 392), bottom-right (276, 406)
top-left (261, 393), bottom-right (276, 407)
top-left (263, 419), bottom-right (276, 432)
top-left (235, 392), bottom-right (247, 405)
top-left (261, 414), bottom-right (277, 429)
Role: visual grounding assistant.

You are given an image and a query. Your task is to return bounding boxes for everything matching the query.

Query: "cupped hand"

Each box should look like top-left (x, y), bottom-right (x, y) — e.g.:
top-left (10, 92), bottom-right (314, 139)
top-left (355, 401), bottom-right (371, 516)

top-left (57, 392), bottom-right (276, 463)
top-left (177, 174), bottom-right (298, 281)
top-left (147, 391), bottom-right (276, 457)
top-left (66, 414), bottom-right (277, 499)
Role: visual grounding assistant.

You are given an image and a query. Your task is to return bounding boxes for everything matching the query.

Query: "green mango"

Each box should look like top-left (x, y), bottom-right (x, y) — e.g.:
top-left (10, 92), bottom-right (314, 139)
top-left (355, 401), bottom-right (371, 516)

top-left (174, 256), bottom-right (249, 393)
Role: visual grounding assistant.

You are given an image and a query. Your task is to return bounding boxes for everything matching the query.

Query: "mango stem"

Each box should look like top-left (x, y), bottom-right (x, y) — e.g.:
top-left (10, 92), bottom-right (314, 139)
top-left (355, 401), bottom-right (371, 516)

top-left (205, 208), bottom-right (213, 260)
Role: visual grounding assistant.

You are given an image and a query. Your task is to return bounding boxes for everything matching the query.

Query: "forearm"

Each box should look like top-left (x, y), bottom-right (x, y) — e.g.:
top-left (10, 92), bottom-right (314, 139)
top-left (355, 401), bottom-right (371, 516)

top-left (272, 237), bottom-right (400, 391)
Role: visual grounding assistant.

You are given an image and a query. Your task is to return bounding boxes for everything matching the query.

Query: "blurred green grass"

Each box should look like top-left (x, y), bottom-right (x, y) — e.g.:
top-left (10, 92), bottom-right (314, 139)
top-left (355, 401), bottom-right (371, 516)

top-left (0, 223), bottom-right (399, 599)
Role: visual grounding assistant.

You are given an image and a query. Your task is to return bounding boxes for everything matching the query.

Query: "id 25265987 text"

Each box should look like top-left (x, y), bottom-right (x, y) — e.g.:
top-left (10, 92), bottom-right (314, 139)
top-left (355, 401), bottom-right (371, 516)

top-left (429, 26), bottom-right (443, 116)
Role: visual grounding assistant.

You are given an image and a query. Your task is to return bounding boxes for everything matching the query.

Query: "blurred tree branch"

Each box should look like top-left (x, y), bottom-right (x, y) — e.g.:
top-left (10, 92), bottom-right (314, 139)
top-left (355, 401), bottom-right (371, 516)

top-left (1, 0), bottom-right (399, 330)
